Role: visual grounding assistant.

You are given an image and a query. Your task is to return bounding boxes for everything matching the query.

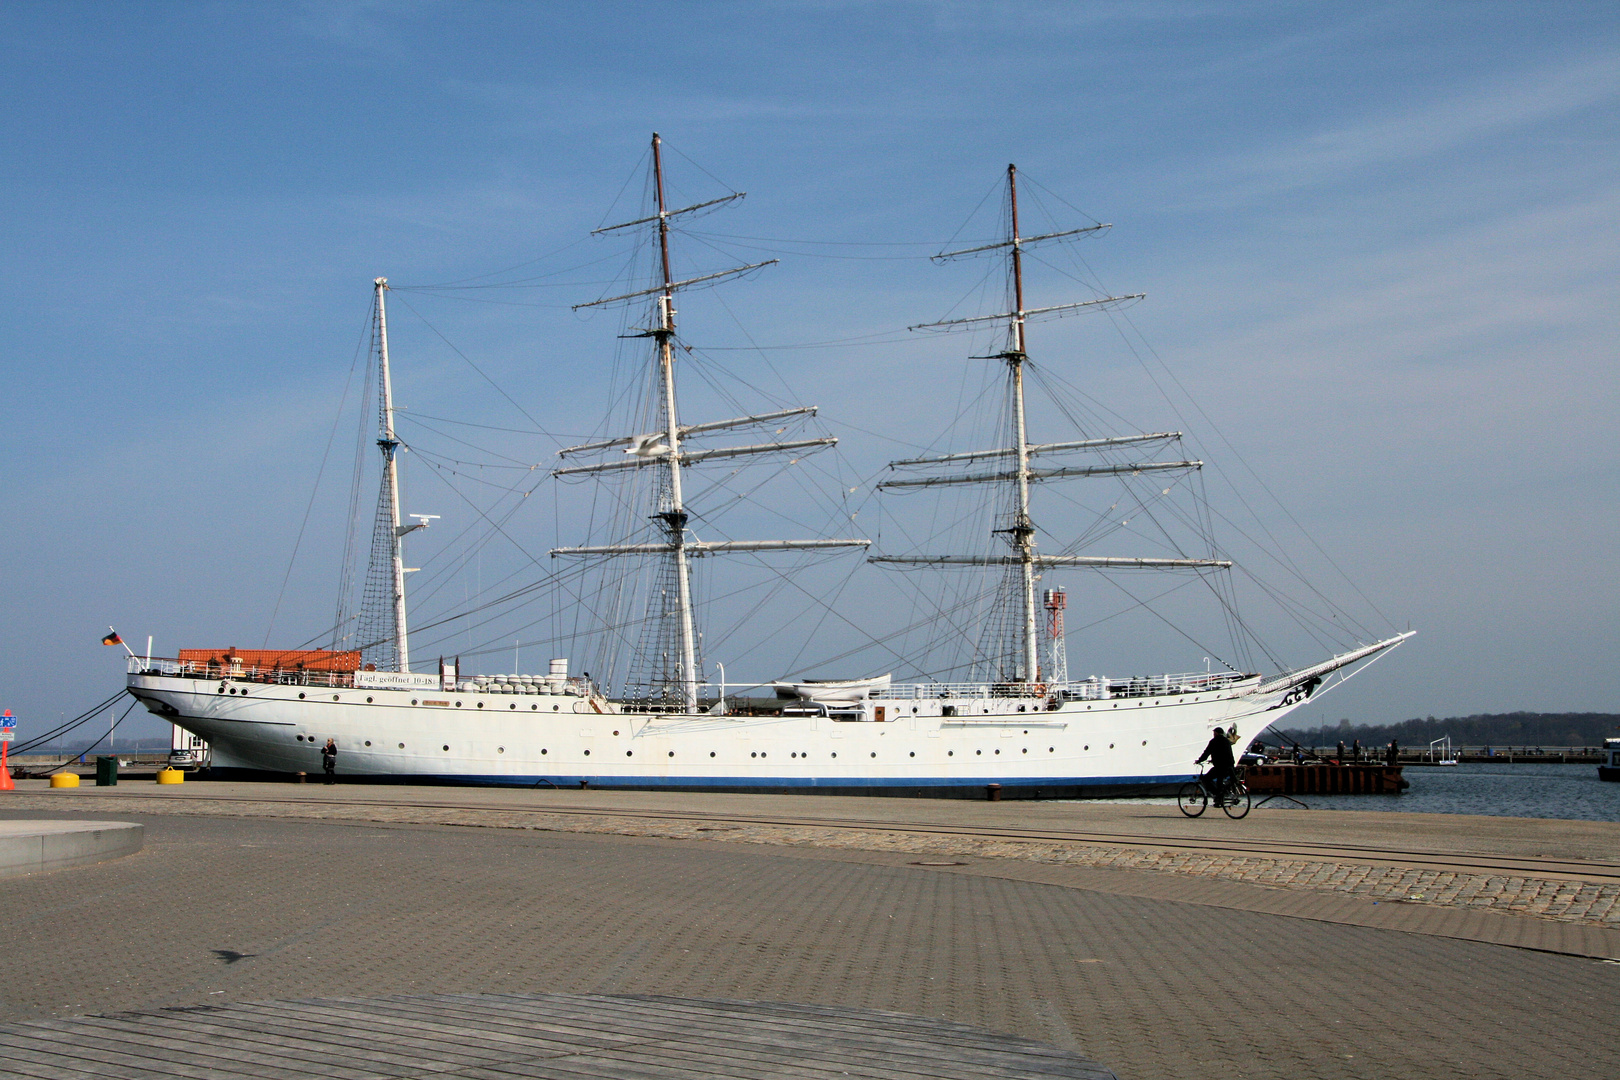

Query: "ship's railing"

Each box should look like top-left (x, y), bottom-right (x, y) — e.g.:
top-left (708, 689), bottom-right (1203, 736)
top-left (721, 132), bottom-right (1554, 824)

top-left (130, 656), bottom-right (599, 696)
top-left (874, 670), bottom-right (1249, 701)
top-left (130, 655), bottom-right (357, 688)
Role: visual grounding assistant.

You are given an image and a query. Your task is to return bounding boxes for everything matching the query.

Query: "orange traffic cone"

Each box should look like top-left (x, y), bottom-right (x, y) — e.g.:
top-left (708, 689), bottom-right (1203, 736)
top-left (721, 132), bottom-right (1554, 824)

top-left (0, 740), bottom-right (15, 791)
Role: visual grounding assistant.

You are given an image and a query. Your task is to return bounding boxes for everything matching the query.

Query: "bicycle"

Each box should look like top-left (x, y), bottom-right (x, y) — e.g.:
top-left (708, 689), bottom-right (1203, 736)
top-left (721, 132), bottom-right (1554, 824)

top-left (1177, 765), bottom-right (1251, 819)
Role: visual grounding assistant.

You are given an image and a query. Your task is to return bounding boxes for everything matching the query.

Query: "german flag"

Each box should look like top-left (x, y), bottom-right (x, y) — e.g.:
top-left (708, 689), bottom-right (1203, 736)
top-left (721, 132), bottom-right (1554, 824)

top-left (101, 630), bottom-right (123, 646)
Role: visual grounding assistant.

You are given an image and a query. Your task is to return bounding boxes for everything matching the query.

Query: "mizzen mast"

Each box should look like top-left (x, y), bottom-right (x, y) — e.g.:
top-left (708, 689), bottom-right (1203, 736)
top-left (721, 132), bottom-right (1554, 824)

top-left (357, 278), bottom-right (434, 672)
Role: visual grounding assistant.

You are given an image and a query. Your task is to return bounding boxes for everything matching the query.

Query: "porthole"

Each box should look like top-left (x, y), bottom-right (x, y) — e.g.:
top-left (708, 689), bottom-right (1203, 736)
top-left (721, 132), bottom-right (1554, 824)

top-left (509, 704), bottom-right (516, 710)
top-left (871, 752), bottom-right (877, 758)
top-left (911, 706), bottom-right (918, 714)
top-left (477, 702), bottom-right (484, 709)
top-left (626, 751), bottom-right (633, 757)
top-left (1022, 748), bottom-right (1027, 754)
top-left (299, 693), bottom-right (306, 699)
top-left (442, 745), bottom-right (450, 752)
top-left (1017, 705), bottom-right (1025, 713)
top-left (366, 696), bottom-right (373, 703)
top-left (710, 752), bottom-right (716, 758)
top-left (751, 752), bottom-right (757, 758)
top-left (909, 751), bottom-right (915, 758)
top-left (1142, 740), bottom-right (1147, 746)
top-left (531, 704), bottom-right (538, 711)
top-left (365, 740), bottom-right (372, 747)
top-left (410, 699), bottom-right (417, 705)
top-left (1049, 747), bottom-right (1054, 752)
top-left (398, 742), bottom-right (405, 749)
top-left (498, 747), bottom-right (505, 754)
top-left (552, 705), bottom-right (559, 711)
top-left (541, 749), bottom-right (548, 755)
top-left (332, 695), bottom-right (340, 701)
top-left (1109, 743), bottom-right (1115, 749)
top-left (994, 749), bottom-right (1000, 755)
top-left (791, 752), bottom-right (797, 759)
top-left (295, 735), bottom-right (303, 741)
top-left (455, 701), bottom-right (462, 708)
top-left (584, 749), bottom-right (590, 756)
top-left (948, 751), bottom-right (954, 756)
top-left (668, 751), bottom-right (674, 758)
top-left (831, 752), bottom-right (837, 758)
top-left (1084, 744), bottom-right (1090, 750)
top-left (760, 752), bottom-right (767, 758)
top-left (613, 730), bottom-right (620, 736)
top-left (976, 750), bottom-right (982, 756)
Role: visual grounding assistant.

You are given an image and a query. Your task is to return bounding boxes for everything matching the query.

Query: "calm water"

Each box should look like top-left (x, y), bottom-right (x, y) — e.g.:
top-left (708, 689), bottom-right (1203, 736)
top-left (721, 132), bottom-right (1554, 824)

top-left (1289, 762), bottom-right (1620, 822)
top-left (1082, 763), bottom-right (1620, 822)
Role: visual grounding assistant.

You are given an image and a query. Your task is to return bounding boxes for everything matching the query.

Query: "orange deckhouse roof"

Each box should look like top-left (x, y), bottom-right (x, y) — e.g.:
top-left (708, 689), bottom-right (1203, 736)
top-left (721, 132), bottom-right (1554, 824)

top-left (178, 648), bottom-right (361, 673)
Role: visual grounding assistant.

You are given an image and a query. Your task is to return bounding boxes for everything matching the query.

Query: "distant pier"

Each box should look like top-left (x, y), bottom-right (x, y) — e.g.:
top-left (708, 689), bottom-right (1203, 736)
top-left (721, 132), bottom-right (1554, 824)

top-left (1245, 763), bottom-right (1409, 795)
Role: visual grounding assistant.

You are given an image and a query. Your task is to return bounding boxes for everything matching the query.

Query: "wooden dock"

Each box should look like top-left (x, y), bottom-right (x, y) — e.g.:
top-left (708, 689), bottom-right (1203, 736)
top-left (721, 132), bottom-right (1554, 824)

top-left (1244, 763), bottom-right (1408, 795)
top-left (0, 993), bottom-right (1116, 1080)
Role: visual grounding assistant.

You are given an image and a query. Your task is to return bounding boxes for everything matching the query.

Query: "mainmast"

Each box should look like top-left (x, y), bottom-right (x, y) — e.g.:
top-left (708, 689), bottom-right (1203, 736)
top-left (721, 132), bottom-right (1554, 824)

top-left (554, 134), bottom-right (870, 710)
top-left (649, 135), bottom-right (702, 711)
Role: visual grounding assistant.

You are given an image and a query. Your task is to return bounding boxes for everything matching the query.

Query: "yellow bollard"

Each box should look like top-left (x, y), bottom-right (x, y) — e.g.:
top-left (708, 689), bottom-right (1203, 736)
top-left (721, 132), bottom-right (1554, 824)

top-left (156, 768), bottom-right (184, 785)
top-left (49, 772), bottom-right (80, 788)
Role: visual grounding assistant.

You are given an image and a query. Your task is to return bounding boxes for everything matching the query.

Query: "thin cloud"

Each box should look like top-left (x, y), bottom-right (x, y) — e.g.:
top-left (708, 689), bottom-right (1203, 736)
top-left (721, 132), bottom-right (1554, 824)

top-left (1231, 52), bottom-right (1620, 196)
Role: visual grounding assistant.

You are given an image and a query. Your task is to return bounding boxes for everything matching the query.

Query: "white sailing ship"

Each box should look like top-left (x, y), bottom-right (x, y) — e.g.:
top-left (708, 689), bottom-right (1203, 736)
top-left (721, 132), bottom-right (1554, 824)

top-left (127, 138), bottom-right (1410, 796)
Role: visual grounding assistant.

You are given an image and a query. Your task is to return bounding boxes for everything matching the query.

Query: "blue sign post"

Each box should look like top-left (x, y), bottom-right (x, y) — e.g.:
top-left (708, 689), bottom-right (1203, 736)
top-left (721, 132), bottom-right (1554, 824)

top-left (0, 709), bottom-right (15, 791)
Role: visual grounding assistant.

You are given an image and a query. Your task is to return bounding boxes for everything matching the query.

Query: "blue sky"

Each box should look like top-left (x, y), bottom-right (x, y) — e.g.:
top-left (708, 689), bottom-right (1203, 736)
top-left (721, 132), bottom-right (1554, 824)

top-left (1, 1), bottom-right (1616, 743)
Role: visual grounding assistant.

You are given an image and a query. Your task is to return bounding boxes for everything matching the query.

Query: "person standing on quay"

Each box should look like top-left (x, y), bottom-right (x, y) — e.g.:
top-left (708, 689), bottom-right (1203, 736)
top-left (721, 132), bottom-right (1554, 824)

top-left (322, 738), bottom-right (337, 784)
top-left (1386, 738), bottom-right (1399, 767)
top-left (1337, 740), bottom-right (1346, 763)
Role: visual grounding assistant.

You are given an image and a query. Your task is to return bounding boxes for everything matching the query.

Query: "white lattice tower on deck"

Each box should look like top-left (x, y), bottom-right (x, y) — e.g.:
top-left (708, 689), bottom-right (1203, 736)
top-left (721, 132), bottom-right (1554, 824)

top-left (1043, 586), bottom-right (1068, 688)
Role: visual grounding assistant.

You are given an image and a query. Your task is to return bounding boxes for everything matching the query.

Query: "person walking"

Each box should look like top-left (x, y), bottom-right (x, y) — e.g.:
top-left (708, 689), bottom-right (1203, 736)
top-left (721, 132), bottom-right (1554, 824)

top-left (321, 738), bottom-right (337, 784)
top-left (1196, 725), bottom-right (1236, 806)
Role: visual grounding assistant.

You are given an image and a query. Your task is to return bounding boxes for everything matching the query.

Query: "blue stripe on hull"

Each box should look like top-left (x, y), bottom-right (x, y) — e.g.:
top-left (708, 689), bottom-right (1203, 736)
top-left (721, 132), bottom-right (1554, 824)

top-left (213, 771), bottom-right (1202, 798)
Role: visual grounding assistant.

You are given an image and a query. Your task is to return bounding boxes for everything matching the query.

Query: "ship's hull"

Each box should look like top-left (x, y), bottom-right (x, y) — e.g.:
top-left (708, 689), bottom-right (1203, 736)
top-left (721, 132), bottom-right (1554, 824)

top-left (128, 670), bottom-right (1311, 797)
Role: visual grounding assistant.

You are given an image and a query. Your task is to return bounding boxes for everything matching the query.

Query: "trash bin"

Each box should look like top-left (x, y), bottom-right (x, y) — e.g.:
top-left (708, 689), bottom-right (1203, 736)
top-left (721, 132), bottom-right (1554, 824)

top-left (95, 755), bottom-right (118, 786)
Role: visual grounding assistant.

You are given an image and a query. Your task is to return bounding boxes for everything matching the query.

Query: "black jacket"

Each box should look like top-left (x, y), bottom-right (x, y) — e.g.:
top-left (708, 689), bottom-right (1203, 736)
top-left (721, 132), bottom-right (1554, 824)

top-left (1196, 733), bottom-right (1234, 773)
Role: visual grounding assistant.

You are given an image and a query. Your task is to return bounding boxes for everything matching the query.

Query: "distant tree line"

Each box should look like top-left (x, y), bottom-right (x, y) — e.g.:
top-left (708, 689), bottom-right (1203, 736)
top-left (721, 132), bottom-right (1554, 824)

top-left (1272, 712), bottom-right (1620, 748)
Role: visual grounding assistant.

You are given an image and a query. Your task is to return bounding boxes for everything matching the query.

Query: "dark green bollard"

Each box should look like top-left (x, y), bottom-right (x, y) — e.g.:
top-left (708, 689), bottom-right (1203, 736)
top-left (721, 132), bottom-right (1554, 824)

top-left (95, 755), bottom-right (118, 786)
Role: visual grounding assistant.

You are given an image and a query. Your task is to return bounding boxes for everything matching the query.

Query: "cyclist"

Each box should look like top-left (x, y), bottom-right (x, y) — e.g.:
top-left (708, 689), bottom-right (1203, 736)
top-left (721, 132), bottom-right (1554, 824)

top-left (1195, 725), bottom-right (1235, 805)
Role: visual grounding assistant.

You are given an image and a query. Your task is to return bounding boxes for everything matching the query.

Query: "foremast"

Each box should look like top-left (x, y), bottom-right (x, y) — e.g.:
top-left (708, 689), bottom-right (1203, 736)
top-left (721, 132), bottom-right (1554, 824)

top-left (553, 134), bottom-right (870, 711)
top-left (873, 165), bottom-right (1230, 688)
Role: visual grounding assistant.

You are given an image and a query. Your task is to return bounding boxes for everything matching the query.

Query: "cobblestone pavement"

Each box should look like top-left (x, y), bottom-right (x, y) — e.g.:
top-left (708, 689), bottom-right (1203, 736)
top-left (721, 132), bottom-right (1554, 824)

top-left (2, 810), bottom-right (1617, 1080)
top-left (8, 791), bottom-right (1616, 927)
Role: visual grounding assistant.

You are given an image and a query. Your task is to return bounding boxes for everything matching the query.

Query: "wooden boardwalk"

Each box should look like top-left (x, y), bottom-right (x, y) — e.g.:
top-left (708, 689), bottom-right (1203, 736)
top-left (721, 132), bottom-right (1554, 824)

top-left (0, 993), bottom-right (1116, 1079)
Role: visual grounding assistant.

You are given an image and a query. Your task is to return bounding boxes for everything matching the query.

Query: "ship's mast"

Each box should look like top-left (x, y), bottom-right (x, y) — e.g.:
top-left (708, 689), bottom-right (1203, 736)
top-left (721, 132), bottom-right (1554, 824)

top-left (553, 135), bottom-right (870, 709)
top-left (1005, 165), bottom-right (1040, 684)
top-left (375, 278), bottom-right (412, 671)
top-left (363, 277), bottom-right (434, 673)
top-left (877, 167), bottom-right (1228, 688)
top-left (650, 134), bottom-right (701, 711)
